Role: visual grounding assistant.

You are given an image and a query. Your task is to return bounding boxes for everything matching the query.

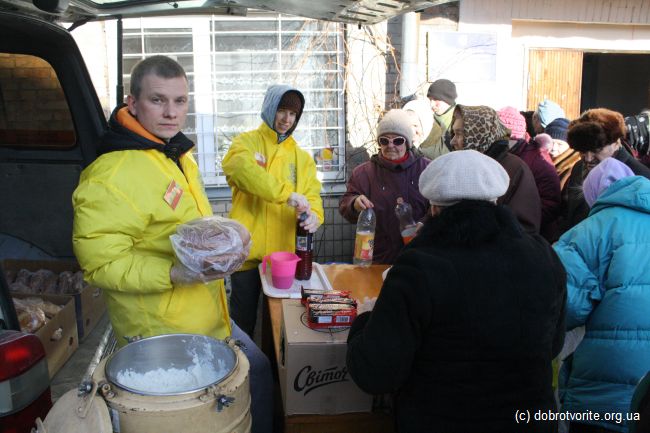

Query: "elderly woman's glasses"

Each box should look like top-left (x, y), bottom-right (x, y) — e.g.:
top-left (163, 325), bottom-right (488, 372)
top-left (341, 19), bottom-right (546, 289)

top-left (378, 136), bottom-right (406, 146)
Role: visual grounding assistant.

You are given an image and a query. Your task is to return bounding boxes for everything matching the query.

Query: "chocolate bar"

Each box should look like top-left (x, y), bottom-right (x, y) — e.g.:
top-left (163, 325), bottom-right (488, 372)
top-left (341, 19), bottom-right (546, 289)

top-left (306, 299), bottom-right (357, 329)
top-left (300, 287), bottom-right (350, 305)
top-left (308, 300), bottom-right (356, 310)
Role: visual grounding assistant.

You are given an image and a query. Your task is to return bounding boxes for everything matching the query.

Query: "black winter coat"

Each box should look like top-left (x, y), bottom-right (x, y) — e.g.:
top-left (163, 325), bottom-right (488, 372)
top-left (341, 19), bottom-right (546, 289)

top-left (485, 140), bottom-right (542, 235)
top-left (346, 201), bottom-right (567, 433)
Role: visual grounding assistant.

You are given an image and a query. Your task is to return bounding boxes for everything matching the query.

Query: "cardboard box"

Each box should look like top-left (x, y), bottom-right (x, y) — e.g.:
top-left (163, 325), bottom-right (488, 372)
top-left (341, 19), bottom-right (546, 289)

top-left (279, 299), bottom-right (373, 415)
top-left (12, 293), bottom-right (79, 378)
top-left (75, 282), bottom-right (105, 340)
top-left (1, 258), bottom-right (107, 341)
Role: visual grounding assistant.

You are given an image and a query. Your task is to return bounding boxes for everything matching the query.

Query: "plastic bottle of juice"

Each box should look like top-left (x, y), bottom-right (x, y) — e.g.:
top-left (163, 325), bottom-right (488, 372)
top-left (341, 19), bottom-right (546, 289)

top-left (353, 208), bottom-right (376, 266)
top-left (295, 212), bottom-right (313, 280)
top-left (395, 197), bottom-right (417, 244)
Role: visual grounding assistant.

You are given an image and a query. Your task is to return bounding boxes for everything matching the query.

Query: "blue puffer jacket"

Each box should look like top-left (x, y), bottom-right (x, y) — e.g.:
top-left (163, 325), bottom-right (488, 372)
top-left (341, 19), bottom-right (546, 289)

top-left (553, 176), bottom-right (650, 432)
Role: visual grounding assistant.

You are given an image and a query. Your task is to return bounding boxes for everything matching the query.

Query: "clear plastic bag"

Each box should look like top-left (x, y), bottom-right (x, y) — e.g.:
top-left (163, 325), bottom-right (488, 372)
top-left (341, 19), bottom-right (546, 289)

top-left (170, 216), bottom-right (252, 281)
top-left (13, 298), bottom-right (47, 333)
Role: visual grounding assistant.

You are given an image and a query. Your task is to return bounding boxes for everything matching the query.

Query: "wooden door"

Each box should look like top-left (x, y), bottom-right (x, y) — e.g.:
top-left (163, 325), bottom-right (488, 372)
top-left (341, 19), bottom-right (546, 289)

top-left (527, 49), bottom-right (583, 120)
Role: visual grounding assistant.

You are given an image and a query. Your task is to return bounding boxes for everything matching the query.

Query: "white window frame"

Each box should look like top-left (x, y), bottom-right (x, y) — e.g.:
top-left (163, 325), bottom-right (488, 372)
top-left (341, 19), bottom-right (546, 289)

top-left (121, 13), bottom-right (346, 188)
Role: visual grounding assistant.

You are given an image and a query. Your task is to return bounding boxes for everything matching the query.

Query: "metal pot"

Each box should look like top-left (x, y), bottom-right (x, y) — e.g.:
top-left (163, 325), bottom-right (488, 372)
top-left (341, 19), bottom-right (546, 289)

top-left (38, 334), bottom-right (251, 433)
top-left (105, 334), bottom-right (236, 396)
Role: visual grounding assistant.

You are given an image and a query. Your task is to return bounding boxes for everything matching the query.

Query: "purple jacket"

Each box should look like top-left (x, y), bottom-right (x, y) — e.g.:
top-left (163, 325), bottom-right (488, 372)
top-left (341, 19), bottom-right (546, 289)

top-left (511, 139), bottom-right (561, 242)
top-left (339, 151), bottom-right (430, 264)
top-left (486, 141), bottom-right (542, 235)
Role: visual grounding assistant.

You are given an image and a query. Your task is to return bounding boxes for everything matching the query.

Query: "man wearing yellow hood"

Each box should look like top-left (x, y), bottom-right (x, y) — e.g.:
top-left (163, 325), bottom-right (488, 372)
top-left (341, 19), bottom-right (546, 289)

top-left (223, 84), bottom-right (324, 338)
top-left (73, 56), bottom-right (273, 433)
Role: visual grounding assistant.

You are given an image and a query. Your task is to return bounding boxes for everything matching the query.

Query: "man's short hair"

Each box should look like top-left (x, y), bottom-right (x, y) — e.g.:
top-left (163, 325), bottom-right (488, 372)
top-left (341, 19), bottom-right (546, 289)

top-left (130, 55), bottom-right (187, 99)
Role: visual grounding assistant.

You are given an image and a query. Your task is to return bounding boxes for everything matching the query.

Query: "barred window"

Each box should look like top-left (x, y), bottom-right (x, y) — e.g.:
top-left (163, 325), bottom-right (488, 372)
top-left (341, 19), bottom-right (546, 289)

top-left (123, 13), bottom-right (345, 187)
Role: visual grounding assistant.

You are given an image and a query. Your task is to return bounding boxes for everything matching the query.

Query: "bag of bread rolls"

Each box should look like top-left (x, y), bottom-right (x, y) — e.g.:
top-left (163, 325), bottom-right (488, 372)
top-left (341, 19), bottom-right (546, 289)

top-left (170, 216), bottom-right (252, 280)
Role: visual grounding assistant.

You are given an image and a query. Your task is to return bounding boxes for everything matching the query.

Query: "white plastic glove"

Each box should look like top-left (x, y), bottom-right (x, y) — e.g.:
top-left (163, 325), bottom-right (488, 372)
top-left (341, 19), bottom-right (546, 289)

top-left (170, 262), bottom-right (221, 285)
top-left (287, 192), bottom-right (309, 212)
top-left (299, 210), bottom-right (321, 233)
top-left (357, 296), bottom-right (377, 315)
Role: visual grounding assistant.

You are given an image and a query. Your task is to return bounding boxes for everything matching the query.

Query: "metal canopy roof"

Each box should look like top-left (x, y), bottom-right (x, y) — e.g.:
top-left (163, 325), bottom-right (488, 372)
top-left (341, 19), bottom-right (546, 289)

top-left (0, 0), bottom-right (456, 25)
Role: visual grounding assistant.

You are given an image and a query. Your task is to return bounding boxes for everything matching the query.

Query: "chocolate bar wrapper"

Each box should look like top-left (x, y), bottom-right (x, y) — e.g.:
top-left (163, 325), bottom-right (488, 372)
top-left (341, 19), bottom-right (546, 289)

top-left (308, 299), bottom-right (357, 309)
top-left (300, 287), bottom-right (350, 304)
top-left (307, 301), bottom-right (357, 329)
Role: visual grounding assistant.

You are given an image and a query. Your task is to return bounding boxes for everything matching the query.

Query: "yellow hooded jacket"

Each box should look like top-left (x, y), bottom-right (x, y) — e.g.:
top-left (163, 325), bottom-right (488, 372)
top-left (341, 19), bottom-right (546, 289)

top-left (222, 87), bottom-right (323, 270)
top-left (72, 107), bottom-right (231, 346)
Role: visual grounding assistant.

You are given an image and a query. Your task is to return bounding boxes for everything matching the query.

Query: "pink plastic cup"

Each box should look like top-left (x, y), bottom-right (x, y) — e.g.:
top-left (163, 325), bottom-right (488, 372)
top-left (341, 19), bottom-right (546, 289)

top-left (262, 252), bottom-right (301, 289)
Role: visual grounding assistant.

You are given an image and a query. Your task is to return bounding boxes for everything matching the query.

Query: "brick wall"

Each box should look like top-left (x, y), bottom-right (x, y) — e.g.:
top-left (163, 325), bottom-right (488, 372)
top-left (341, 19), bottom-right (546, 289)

top-left (211, 193), bottom-right (356, 265)
top-left (0, 54), bottom-right (73, 132)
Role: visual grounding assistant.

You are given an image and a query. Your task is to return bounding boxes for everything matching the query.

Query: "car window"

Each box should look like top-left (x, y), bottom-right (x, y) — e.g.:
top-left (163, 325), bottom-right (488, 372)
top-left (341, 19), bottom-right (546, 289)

top-left (0, 53), bottom-right (76, 149)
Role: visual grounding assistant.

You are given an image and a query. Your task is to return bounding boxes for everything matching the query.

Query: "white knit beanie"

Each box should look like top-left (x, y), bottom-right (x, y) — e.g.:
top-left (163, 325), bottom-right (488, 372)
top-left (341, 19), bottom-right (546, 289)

top-left (377, 109), bottom-right (415, 147)
top-left (418, 149), bottom-right (510, 206)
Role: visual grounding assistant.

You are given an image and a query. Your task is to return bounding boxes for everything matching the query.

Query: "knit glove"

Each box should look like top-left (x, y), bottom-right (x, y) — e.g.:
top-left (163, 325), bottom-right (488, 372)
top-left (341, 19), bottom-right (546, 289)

top-left (287, 192), bottom-right (309, 212)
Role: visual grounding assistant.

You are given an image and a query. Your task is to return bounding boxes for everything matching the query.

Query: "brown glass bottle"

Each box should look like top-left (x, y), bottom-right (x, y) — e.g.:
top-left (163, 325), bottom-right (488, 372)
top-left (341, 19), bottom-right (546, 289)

top-left (295, 212), bottom-right (313, 280)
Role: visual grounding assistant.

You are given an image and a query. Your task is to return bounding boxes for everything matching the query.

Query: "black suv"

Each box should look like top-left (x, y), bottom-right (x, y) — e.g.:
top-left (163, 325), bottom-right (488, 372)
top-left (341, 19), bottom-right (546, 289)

top-left (0, 9), bottom-right (106, 431)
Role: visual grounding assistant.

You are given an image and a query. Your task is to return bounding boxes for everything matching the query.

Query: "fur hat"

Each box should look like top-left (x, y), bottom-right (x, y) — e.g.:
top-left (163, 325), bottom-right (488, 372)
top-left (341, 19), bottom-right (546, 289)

top-left (427, 79), bottom-right (457, 105)
top-left (567, 121), bottom-right (608, 153)
top-left (377, 109), bottom-right (415, 147)
top-left (583, 157), bottom-right (634, 207)
top-left (419, 149), bottom-right (510, 206)
top-left (278, 91), bottom-right (303, 114)
top-left (497, 106), bottom-right (527, 140)
top-left (536, 99), bottom-right (565, 128)
top-left (568, 108), bottom-right (626, 151)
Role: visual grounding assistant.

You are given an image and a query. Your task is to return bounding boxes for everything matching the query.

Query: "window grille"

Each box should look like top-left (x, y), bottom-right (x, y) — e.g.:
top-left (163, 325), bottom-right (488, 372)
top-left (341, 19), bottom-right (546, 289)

top-left (122, 13), bottom-right (346, 187)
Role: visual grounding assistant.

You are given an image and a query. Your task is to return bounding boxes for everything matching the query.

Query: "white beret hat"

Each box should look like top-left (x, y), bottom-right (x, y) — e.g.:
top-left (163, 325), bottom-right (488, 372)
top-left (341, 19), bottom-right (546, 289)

top-left (418, 149), bottom-right (510, 206)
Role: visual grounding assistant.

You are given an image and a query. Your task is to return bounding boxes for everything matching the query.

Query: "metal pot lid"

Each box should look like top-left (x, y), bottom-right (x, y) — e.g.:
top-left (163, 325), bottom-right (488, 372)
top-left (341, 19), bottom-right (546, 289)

top-left (105, 334), bottom-right (237, 396)
top-left (36, 388), bottom-right (112, 433)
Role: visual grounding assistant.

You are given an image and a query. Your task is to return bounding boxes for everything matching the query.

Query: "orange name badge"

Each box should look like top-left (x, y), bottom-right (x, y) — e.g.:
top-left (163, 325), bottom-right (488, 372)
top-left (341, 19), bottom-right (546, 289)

top-left (163, 180), bottom-right (183, 210)
top-left (255, 152), bottom-right (267, 168)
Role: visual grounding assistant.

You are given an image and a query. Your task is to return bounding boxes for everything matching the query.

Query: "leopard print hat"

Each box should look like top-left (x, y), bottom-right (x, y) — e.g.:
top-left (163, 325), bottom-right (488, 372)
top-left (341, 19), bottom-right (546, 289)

top-left (454, 105), bottom-right (511, 153)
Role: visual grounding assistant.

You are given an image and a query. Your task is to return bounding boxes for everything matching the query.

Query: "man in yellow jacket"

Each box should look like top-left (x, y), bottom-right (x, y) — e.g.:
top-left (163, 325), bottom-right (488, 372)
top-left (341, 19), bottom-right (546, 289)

top-left (72, 56), bottom-right (272, 433)
top-left (223, 84), bottom-right (324, 337)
